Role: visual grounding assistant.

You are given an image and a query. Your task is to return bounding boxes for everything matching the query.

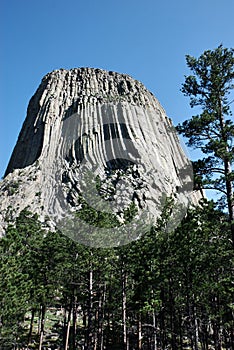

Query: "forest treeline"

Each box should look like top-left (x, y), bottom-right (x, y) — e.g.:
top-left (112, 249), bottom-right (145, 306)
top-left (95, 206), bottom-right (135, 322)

top-left (0, 200), bottom-right (233, 349)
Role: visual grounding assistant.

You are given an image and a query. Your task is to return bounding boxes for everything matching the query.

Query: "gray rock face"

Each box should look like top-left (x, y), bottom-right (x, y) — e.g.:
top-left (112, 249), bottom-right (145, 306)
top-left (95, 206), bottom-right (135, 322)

top-left (0, 68), bottom-right (202, 245)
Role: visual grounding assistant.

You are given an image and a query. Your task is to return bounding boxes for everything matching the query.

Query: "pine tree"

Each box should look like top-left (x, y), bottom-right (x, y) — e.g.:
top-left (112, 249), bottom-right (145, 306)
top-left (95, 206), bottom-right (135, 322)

top-left (176, 45), bottom-right (234, 245)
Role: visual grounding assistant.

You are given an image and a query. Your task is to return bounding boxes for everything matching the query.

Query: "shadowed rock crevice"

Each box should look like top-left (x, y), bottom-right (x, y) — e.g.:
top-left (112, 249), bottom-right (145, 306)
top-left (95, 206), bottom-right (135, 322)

top-left (4, 82), bottom-right (48, 176)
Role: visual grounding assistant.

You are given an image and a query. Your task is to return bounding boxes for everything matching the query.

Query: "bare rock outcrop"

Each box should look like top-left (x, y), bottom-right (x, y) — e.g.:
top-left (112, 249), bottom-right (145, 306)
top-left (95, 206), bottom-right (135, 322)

top-left (0, 68), bottom-right (202, 245)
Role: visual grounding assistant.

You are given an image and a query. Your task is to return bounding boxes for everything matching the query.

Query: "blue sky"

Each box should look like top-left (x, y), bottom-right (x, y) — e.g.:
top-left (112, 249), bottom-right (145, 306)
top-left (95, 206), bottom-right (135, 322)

top-left (1, 0), bottom-right (234, 178)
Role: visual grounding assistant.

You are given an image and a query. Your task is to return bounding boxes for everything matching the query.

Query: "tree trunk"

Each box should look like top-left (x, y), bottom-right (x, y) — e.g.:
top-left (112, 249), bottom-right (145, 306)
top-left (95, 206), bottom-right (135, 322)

top-left (27, 308), bottom-right (35, 348)
top-left (97, 281), bottom-right (106, 350)
top-left (152, 311), bottom-right (157, 350)
top-left (224, 158), bottom-right (234, 246)
top-left (169, 278), bottom-right (177, 350)
top-left (137, 314), bottom-right (142, 350)
top-left (63, 306), bottom-right (68, 347)
top-left (193, 304), bottom-right (199, 350)
top-left (85, 265), bottom-right (94, 349)
top-left (72, 295), bottom-right (78, 350)
top-left (65, 318), bottom-right (71, 350)
top-left (179, 313), bottom-right (183, 350)
top-left (159, 288), bottom-right (166, 350)
top-left (218, 98), bottom-right (234, 247)
top-left (122, 269), bottom-right (128, 350)
top-left (65, 306), bottom-right (72, 350)
top-left (38, 305), bottom-right (46, 350)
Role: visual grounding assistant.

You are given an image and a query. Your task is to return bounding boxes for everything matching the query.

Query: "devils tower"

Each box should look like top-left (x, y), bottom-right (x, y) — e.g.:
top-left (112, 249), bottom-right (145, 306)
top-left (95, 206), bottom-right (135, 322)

top-left (0, 68), bottom-right (199, 246)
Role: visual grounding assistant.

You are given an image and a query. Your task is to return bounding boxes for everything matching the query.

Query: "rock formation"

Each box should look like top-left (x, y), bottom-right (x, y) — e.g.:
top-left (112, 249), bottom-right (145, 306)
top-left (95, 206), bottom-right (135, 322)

top-left (0, 68), bottom-right (202, 246)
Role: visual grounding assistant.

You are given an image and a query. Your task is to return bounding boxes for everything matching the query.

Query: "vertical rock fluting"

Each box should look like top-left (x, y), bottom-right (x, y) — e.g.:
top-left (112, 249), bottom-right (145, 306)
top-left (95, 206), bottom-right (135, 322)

top-left (0, 68), bottom-right (201, 244)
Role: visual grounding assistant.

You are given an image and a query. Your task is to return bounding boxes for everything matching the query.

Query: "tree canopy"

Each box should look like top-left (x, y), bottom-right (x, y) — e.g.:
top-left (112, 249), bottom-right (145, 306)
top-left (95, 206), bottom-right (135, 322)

top-left (177, 44), bottom-right (234, 245)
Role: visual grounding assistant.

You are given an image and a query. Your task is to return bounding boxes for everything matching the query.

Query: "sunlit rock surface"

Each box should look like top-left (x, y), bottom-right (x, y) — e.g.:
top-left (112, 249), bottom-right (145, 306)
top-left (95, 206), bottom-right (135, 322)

top-left (0, 68), bottom-right (203, 241)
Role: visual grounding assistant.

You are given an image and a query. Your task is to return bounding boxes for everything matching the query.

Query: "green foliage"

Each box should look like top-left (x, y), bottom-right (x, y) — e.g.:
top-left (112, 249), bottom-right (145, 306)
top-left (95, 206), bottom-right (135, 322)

top-left (177, 44), bottom-right (234, 165)
top-left (76, 198), bottom-right (121, 228)
top-left (4, 180), bottom-right (20, 195)
top-left (0, 202), bottom-right (233, 348)
top-left (181, 45), bottom-right (234, 110)
top-left (76, 199), bottom-right (138, 229)
top-left (177, 45), bottom-right (234, 247)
